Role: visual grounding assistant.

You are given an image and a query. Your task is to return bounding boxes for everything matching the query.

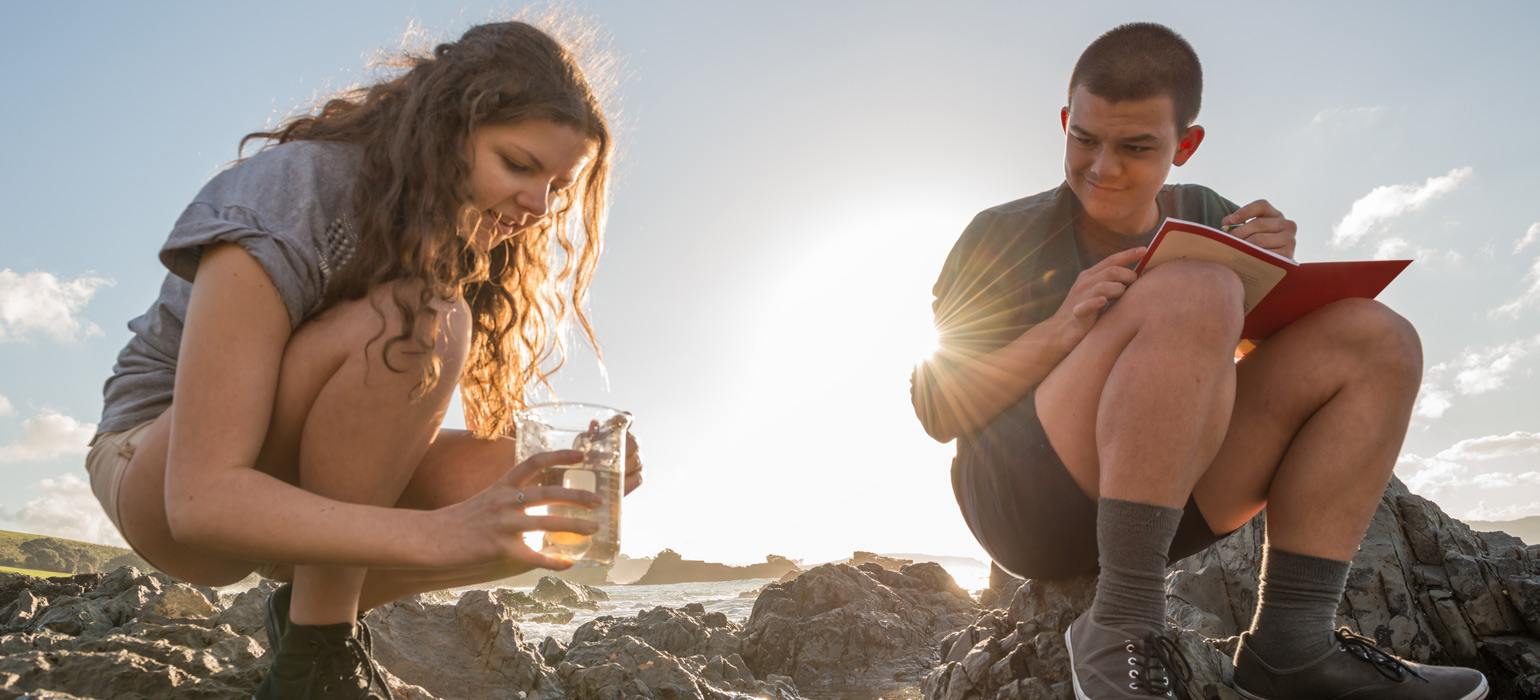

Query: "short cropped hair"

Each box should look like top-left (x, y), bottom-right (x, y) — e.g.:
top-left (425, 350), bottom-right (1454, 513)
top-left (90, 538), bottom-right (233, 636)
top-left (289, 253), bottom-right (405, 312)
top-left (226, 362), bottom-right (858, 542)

top-left (1068, 22), bottom-right (1203, 131)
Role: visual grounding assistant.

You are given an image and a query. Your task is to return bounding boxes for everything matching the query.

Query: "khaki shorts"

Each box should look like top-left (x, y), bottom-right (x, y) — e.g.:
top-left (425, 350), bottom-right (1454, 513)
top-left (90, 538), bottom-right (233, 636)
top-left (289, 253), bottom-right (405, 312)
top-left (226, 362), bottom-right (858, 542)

top-left (85, 420), bottom-right (157, 543)
top-left (85, 419), bottom-right (278, 579)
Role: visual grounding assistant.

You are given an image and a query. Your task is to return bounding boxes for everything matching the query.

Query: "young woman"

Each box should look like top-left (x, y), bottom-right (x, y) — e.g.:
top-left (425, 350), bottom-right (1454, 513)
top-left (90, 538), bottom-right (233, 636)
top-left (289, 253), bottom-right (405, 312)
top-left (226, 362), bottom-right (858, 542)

top-left (84, 19), bottom-right (640, 699)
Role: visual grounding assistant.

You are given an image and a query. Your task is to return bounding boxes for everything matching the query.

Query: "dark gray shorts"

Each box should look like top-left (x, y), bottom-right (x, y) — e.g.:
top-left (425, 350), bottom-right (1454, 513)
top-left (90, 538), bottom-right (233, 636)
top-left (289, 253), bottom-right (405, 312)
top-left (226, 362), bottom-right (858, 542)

top-left (952, 389), bottom-right (1226, 580)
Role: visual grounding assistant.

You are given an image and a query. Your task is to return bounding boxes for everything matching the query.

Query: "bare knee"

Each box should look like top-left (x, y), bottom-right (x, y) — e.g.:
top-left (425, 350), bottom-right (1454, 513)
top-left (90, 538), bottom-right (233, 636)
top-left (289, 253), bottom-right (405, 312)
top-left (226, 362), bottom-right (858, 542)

top-left (1312, 298), bottom-right (1422, 383)
top-left (310, 282), bottom-right (472, 402)
top-left (362, 283), bottom-right (471, 397)
top-left (1120, 260), bottom-right (1245, 343)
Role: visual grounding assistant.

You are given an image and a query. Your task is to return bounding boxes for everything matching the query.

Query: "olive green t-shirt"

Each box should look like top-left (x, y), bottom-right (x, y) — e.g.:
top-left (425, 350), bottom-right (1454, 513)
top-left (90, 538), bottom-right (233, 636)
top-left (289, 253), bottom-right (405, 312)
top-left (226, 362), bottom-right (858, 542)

top-left (911, 182), bottom-right (1238, 439)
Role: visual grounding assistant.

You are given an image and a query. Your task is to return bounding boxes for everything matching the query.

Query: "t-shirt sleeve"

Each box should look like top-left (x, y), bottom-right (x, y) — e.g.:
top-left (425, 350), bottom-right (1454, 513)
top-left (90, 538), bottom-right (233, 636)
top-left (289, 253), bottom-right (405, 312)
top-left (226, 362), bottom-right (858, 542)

top-left (910, 210), bottom-right (1040, 439)
top-left (1169, 184), bottom-right (1242, 229)
top-left (158, 144), bottom-right (349, 329)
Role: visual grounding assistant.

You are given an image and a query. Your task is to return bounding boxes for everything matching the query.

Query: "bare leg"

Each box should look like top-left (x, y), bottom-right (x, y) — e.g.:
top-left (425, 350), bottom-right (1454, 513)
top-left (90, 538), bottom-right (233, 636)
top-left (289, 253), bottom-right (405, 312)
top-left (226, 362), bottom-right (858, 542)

top-left (1037, 259), bottom-right (1245, 510)
top-left (1036, 262), bottom-right (1421, 560)
top-left (1194, 297), bottom-right (1422, 558)
top-left (117, 284), bottom-right (471, 623)
top-left (257, 287), bottom-right (469, 625)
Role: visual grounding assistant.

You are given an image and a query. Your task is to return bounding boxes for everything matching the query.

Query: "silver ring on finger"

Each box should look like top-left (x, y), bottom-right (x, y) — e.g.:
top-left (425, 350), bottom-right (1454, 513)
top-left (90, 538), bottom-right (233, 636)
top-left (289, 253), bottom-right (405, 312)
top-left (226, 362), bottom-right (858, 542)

top-left (515, 490), bottom-right (526, 506)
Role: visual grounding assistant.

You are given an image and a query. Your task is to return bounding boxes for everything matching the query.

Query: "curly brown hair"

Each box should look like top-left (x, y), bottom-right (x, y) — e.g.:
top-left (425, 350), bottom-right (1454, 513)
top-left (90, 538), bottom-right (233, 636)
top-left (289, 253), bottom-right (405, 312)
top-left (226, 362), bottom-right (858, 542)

top-left (241, 18), bottom-right (614, 439)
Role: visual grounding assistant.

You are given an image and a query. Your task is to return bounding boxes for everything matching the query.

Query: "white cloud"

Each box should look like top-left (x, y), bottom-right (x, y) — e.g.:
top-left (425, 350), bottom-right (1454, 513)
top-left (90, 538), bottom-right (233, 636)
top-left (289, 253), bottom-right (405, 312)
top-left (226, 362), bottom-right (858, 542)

top-left (1416, 336), bottom-right (1540, 420)
top-left (1437, 432), bottom-right (1540, 462)
top-left (0, 269), bottom-right (114, 344)
top-left (1412, 383), bottom-right (1453, 420)
top-left (1372, 237), bottom-right (1461, 264)
top-left (1451, 339), bottom-right (1534, 395)
top-left (0, 395), bottom-right (13, 417)
top-left (1471, 471), bottom-right (1540, 490)
top-left (1331, 167), bottom-right (1474, 248)
top-left (1464, 501), bottom-right (1540, 522)
top-left (1396, 453), bottom-right (1467, 497)
top-left (1310, 105), bottom-right (1387, 127)
top-left (1491, 256), bottom-right (1540, 319)
top-left (0, 473), bottom-right (125, 547)
top-left (1516, 223), bottom-right (1540, 254)
top-left (0, 411), bottom-right (97, 463)
top-left (1416, 335), bottom-right (1540, 421)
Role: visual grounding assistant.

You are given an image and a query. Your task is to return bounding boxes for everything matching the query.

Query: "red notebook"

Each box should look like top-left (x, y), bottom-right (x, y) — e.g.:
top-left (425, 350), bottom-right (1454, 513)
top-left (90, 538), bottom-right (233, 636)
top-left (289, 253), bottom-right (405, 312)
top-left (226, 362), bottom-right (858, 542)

top-left (1133, 218), bottom-right (1411, 340)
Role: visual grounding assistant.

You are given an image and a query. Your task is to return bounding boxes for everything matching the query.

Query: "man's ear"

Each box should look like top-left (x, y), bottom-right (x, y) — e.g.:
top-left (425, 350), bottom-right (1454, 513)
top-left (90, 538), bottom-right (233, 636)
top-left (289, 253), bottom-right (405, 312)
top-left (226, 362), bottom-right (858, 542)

top-left (1172, 125), bottom-right (1205, 166)
top-left (1061, 106), bottom-right (1070, 133)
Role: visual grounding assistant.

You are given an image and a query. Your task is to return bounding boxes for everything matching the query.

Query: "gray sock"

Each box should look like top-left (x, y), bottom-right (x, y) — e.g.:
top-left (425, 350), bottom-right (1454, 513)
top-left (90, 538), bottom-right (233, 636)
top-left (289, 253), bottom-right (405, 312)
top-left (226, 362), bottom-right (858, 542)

top-left (1090, 498), bottom-right (1184, 633)
top-left (1245, 546), bottom-right (1351, 667)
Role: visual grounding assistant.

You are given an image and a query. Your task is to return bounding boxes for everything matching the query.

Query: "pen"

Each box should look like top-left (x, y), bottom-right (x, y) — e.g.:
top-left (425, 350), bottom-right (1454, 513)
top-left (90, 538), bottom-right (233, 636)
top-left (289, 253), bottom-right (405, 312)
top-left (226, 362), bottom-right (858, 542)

top-left (1222, 217), bottom-right (1255, 234)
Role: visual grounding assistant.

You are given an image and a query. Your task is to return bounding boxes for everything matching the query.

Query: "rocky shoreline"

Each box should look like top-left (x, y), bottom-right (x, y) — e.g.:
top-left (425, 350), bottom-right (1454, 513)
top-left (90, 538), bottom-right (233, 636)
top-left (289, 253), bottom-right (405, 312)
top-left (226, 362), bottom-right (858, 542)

top-left (4, 477), bottom-right (1540, 699)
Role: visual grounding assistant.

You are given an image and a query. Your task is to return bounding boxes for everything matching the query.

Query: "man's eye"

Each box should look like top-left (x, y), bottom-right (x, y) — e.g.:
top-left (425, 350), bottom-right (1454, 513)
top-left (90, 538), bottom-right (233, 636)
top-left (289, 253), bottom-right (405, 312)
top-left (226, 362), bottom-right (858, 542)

top-left (1073, 136), bottom-right (1094, 147)
top-left (1126, 145), bottom-right (1150, 154)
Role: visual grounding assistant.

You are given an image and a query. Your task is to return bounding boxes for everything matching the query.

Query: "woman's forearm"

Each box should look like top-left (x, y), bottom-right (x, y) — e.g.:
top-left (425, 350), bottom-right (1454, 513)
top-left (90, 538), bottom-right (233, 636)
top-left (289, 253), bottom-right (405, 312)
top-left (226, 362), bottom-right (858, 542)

top-left (166, 465), bottom-right (445, 570)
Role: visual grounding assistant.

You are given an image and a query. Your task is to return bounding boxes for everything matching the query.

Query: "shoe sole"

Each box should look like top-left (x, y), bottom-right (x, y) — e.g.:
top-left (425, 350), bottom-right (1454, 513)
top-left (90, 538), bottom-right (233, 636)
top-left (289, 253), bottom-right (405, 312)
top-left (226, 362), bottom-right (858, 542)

top-left (1233, 674), bottom-right (1489, 700)
top-left (1064, 625), bottom-right (1093, 700)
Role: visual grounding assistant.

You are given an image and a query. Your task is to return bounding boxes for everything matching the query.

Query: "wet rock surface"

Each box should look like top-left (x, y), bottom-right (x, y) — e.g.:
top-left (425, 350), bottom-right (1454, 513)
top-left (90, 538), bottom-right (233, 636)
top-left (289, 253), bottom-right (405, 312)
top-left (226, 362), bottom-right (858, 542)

top-left (925, 478), bottom-right (1540, 700)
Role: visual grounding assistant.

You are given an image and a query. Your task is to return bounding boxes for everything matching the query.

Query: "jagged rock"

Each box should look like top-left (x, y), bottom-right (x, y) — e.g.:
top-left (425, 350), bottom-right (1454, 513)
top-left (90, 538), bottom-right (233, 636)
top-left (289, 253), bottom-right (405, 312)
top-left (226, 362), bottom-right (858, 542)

top-left (742, 562), bottom-right (978, 694)
top-left (0, 574), bottom-right (99, 611)
top-left (10, 690), bottom-right (91, 700)
top-left (494, 587), bottom-right (568, 614)
top-left (633, 549), bottom-right (803, 586)
top-left (27, 598), bottom-right (113, 639)
top-left (563, 603), bottom-right (801, 699)
top-left (574, 603), bottom-right (741, 660)
top-left (0, 566), bottom-right (817, 699)
top-left (531, 576), bottom-right (607, 610)
top-left (367, 588), bottom-right (562, 699)
top-left (540, 635), bottom-right (568, 666)
top-left (852, 551), bottom-right (915, 571)
top-left (926, 478), bottom-right (1540, 700)
top-left (739, 569), bottom-right (806, 600)
top-left (0, 592), bottom-right (45, 633)
top-left (213, 580), bottom-right (281, 642)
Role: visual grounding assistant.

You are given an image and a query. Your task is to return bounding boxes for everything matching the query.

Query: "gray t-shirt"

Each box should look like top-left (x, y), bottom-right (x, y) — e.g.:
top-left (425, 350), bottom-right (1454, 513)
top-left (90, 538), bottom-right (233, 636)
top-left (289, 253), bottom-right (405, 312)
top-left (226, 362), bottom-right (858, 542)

top-left (910, 182), bottom-right (1238, 442)
top-left (98, 140), bottom-right (363, 434)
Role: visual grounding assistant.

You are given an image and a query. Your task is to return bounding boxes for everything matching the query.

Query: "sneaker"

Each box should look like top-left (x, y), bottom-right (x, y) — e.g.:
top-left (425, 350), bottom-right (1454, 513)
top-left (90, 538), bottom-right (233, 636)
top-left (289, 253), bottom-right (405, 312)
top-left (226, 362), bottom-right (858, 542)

top-left (1064, 610), bottom-right (1194, 699)
top-left (1232, 628), bottom-right (1488, 700)
top-left (264, 583), bottom-right (375, 655)
top-left (252, 620), bottom-right (394, 700)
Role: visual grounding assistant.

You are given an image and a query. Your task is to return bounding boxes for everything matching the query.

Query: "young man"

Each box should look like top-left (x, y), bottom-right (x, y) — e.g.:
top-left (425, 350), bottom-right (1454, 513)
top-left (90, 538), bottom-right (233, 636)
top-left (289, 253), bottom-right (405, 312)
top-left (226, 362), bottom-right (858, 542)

top-left (911, 23), bottom-right (1488, 700)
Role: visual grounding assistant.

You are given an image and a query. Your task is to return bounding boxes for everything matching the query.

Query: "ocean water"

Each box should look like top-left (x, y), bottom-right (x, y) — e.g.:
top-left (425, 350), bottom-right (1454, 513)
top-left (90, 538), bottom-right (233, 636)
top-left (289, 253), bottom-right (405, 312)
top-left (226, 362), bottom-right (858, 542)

top-left (502, 577), bottom-right (776, 644)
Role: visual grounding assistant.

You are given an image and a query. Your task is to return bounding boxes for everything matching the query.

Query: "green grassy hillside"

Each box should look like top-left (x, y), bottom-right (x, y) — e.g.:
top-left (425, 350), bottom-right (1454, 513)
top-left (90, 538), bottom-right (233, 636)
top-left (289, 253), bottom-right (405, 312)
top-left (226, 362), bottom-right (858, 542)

top-left (0, 564), bottom-right (69, 578)
top-left (0, 529), bottom-right (151, 575)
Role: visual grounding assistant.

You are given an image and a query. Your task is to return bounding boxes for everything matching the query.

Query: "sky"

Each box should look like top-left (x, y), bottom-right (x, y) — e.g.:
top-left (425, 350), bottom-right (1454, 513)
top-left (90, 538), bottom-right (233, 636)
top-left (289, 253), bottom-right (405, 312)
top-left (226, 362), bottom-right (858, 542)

top-left (2, 1), bottom-right (1538, 569)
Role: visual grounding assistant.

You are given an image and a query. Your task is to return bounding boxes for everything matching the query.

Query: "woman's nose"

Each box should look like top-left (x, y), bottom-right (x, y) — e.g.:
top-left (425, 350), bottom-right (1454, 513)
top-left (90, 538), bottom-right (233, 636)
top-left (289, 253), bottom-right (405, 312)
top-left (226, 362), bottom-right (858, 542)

top-left (516, 184), bottom-right (552, 219)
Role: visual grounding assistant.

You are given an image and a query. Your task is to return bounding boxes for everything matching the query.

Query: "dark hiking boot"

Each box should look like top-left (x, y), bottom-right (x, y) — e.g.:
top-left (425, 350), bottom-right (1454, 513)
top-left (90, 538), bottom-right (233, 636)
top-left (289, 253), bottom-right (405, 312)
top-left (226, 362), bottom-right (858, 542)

top-left (252, 619), bottom-right (393, 700)
top-left (1233, 628), bottom-right (1488, 700)
top-left (264, 582), bottom-right (374, 655)
top-left (1064, 609), bottom-right (1194, 698)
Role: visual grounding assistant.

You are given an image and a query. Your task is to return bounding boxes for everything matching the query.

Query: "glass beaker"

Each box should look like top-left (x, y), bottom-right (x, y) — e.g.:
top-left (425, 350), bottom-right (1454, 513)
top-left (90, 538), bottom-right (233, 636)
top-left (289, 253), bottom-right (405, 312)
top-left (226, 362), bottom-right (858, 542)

top-left (513, 402), bottom-right (631, 567)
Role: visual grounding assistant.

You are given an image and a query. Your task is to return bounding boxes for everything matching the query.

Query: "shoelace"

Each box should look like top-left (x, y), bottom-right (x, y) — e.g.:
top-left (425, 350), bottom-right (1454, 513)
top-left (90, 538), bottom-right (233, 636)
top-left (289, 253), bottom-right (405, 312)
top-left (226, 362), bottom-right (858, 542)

top-left (1334, 628), bottom-right (1427, 683)
top-left (1124, 633), bottom-right (1195, 698)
